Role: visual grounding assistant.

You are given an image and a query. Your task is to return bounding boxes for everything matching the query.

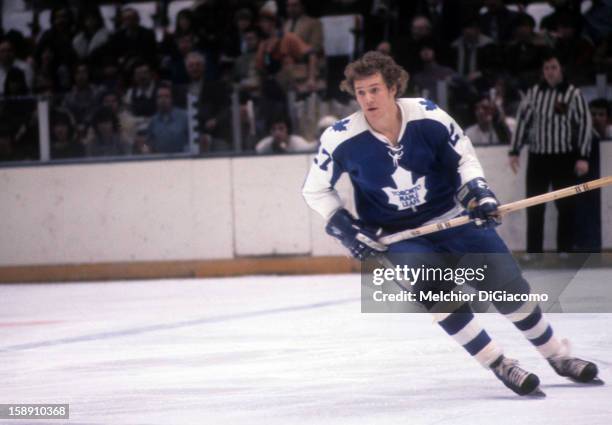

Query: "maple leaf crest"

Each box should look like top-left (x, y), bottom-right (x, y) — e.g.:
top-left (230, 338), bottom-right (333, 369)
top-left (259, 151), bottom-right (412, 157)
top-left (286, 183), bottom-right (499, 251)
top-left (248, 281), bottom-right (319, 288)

top-left (382, 166), bottom-right (428, 211)
top-left (419, 99), bottom-right (438, 111)
top-left (332, 118), bottom-right (350, 132)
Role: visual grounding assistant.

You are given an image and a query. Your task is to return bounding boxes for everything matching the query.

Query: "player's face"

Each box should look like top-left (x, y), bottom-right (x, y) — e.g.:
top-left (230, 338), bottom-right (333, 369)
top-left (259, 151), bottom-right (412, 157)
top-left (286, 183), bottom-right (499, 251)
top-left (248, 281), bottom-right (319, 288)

top-left (354, 73), bottom-right (397, 122)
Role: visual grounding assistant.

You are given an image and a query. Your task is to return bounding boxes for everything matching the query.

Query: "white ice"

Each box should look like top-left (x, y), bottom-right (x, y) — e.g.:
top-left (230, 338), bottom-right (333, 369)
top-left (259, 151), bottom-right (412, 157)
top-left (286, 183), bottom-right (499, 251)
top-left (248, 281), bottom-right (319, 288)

top-left (1, 273), bottom-right (611, 425)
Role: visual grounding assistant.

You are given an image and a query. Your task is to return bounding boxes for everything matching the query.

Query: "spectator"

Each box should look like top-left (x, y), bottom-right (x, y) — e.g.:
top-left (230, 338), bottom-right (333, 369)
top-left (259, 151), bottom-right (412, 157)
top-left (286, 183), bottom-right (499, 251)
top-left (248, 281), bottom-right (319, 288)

top-left (547, 14), bottom-right (595, 84)
top-left (33, 46), bottom-right (59, 95)
top-left (316, 0), bottom-right (384, 51)
top-left (393, 15), bottom-right (449, 74)
top-left (161, 32), bottom-right (196, 85)
top-left (256, 8), bottom-right (320, 95)
top-left (411, 41), bottom-right (456, 101)
top-left (176, 51), bottom-right (206, 107)
top-left (175, 8), bottom-right (197, 38)
top-left (35, 7), bottom-right (77, 92)
top-left (0, 68), bottom-right (38, 160)
top-left (450, 17), bottom-right (499, 82)
top-left (108, 7), bottom-right (158, 67)
top-left (376, 41), bottom-right (392, 56)
top-left (284, 0), bottom-right (324, 56)
top-left (86, 106), bottom-right (129, 157)
top-left (233, 26), bottom-right (262, 97)
top-left (63, 63), bottom-right (101, 130)
top-left (147, 83), bottom-right (189, 154)
top-left (504, 14), bottom-right (549, 91)
top-left (590, 98), bottom-right (611, 139)
top-left (223, 8), bottom-right (255, 60)
top-left (583, 0), bottom-right (612, 45)
top-left (593, 30), bottom-right (612, 79)
top-left (50, 110), bottom-right (84, 159)
top-left (84, 91), bottom-right (139, 149)
top-left (464, 96), bottom-right (511, 145)
top-left (236, 92), bottom-right (257, 151)
top-left (509, 52), bottom-right (592, 254)
top-left (284, 0), bottom-right (326, 94)
top-left (132, 125), bottom-right (151, 154)
top-left (192, 0), bottom-right (233, 81)
top-left (72, 7), bottom-right (111, 67)
top-left (3, 66), bottom-right (28, 97)
top-left (172, 50), bottom-right (232, 152)
top-left (0, 43), bottom-right (27, 96)
top-left (3, 29), bottom-right (32, 66)
top-left (540, 0), bottom-right (583, 33)
top-left (414, 0), bottom-right (470, 43)
top-left (199, 65), bottom-right (233, 153)
top-left (255, 116), bottom-right (314, 154)
top-left (124, 61), bottom-right (158, 118)
top-left (159, 8), bottom-right (200, 84)
top-left (160, 8), bottom-right (198, 53)
top-left (490, 76), bottom-right (520, 125)
top-left (479, 0), bottom-right (521, 44)
top-left (0, 39), bottom-right (33, 94)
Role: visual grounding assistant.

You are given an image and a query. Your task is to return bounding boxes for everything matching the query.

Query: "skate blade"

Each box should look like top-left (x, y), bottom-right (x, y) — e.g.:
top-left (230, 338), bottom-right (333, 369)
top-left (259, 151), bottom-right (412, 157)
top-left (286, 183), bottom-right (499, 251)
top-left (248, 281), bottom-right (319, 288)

top-left (525, 387), bottom-right (546, 398)
top-left (564, 375), bottom-right (605, 385)
top-left (574, 377), bottom-right (605, 386)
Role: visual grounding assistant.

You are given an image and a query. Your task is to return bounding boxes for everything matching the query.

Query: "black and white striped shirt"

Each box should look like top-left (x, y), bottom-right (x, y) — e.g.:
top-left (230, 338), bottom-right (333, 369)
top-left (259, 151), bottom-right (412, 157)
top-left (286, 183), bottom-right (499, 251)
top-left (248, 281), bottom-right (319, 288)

top-left (510, 81), bottom-right (592, 158)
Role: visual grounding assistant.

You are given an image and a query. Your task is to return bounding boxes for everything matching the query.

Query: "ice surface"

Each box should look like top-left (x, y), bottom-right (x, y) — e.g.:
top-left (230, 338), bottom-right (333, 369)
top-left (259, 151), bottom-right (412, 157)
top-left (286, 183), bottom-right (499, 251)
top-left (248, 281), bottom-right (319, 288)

top-left (1, 273), bottom-right (611, 425)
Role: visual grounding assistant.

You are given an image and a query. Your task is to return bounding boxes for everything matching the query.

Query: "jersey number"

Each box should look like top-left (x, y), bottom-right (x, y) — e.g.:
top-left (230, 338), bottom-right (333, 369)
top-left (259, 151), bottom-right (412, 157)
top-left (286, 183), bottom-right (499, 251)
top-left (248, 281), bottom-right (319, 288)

top-left (314, 148), bottom-right (332, 171)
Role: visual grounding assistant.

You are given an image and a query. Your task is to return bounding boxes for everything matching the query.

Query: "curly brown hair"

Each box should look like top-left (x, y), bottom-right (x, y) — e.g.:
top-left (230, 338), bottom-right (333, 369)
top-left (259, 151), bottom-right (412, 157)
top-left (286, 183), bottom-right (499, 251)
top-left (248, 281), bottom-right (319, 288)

top-left (340, 51), bottom-right (409, 98)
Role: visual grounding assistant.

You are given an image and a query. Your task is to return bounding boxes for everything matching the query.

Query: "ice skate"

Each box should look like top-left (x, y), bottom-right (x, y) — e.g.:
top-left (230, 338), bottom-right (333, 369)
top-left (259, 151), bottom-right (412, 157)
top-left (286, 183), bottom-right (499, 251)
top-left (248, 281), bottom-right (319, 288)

top-left (490, 355), bottom-right (545, 396)
top-left (548, 339), bottom-right (602, 384)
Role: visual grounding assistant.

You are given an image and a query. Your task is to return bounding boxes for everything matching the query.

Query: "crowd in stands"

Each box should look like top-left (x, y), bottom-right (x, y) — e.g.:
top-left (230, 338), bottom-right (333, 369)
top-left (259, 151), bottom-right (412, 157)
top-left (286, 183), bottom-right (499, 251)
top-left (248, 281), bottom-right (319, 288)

top-left (0, 0), bottom-right (611, 163)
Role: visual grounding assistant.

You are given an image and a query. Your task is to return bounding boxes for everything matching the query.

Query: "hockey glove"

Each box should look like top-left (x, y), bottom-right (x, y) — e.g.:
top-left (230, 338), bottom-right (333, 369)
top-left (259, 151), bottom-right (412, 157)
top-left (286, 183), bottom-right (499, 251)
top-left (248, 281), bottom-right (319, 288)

top-left (456, 178), bottom-right (501, 228)
top-left (325, 208), bottom-right (387, 261)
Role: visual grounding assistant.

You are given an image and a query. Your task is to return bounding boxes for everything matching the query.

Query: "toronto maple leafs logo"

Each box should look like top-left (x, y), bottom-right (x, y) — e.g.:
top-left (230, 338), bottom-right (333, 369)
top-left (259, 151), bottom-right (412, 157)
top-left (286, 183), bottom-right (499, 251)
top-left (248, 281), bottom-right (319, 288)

top-left (419, 99), bottom-right (438, 111)
top-left (332, 118), bottom-right (350, 132)
top-left (382, 166), bottom-right (428, 211)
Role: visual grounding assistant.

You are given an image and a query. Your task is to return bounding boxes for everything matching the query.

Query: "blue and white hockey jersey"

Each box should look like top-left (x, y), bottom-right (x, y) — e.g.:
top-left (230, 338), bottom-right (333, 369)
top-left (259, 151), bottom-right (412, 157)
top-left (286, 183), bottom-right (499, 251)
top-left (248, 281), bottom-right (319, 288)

top-left (302, 98), bottom-right (485, 233)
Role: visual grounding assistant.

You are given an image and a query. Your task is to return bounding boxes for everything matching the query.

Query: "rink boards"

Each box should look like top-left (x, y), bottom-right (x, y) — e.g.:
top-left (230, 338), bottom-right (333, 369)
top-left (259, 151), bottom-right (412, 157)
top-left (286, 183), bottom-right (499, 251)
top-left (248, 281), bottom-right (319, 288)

top-left (1, 145), bottom-right (611, 281)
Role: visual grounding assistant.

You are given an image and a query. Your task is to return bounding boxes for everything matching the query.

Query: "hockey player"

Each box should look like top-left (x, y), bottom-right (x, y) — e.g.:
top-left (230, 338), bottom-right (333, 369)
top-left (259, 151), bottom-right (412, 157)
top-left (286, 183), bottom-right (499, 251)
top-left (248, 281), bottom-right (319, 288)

top-left (302, 51), bottom-right (599, 396)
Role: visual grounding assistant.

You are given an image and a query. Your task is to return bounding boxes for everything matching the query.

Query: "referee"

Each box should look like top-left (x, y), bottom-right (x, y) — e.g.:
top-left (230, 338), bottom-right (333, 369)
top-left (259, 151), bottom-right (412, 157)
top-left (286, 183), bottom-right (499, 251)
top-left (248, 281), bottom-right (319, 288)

top-left (508, 52), bottom-right (592, 254)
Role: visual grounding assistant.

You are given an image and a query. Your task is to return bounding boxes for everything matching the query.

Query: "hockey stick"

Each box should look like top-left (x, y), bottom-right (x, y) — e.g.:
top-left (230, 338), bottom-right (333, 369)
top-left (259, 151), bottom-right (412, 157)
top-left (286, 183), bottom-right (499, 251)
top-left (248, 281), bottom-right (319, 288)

top-left (379, 175), bottom-right (612, 245)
